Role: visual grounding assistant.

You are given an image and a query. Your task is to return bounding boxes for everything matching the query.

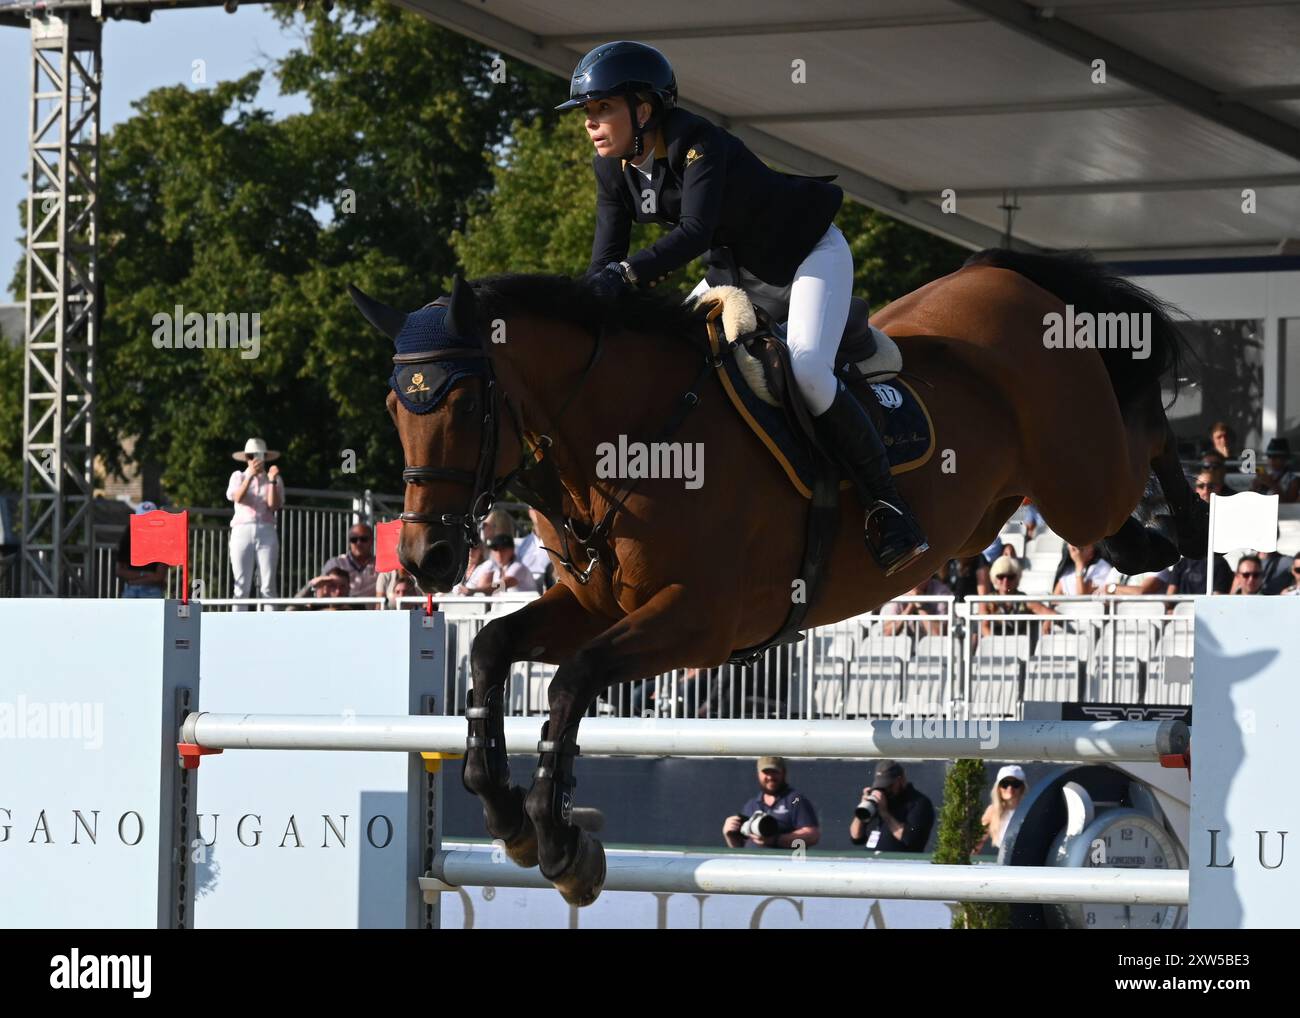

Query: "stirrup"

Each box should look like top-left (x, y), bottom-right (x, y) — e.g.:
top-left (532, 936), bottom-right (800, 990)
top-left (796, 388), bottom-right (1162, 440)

top-left (864, 500), bottom-right (929, 577)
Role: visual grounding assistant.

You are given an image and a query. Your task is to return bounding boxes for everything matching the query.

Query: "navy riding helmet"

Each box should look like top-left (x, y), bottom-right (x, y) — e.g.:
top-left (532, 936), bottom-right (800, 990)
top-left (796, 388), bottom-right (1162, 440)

top-left (555, 41), bottom-right (677, 159)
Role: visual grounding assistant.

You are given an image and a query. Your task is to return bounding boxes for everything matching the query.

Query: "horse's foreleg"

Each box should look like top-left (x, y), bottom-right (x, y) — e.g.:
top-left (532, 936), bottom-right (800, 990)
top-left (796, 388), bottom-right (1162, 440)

top-left (462, 583), bottom-right (610, 868)
top-left (525, 585), bottom-right (735, 906)
top-left (1151, 422), bottom-right (1208, 557)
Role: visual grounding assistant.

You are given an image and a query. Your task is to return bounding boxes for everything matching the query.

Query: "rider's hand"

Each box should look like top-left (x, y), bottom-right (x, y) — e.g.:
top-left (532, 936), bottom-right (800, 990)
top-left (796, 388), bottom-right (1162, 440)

top-left (589, 263), bottom-right (632, 299)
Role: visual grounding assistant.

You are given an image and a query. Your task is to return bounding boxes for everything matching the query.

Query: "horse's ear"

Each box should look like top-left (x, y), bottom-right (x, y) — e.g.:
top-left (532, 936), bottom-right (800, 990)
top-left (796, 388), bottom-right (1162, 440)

top-left (347, 284), bottom-right (407, 341)
top-left (447, 274), bottom-right (477, 340)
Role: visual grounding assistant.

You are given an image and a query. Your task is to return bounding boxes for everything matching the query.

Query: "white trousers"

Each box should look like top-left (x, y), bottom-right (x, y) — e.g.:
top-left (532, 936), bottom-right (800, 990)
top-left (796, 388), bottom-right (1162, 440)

top-left (688, 223), bottom-right (853, 416)
top-left (229, 522), bottom-right (279, 610)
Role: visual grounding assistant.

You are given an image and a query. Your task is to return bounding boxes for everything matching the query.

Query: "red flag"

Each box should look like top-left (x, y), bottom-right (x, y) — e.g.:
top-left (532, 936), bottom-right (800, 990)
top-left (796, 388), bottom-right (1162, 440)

top-left (375, 518), bottom-right (403, 574)
top-left (130, 509), bottom-right (189, 602)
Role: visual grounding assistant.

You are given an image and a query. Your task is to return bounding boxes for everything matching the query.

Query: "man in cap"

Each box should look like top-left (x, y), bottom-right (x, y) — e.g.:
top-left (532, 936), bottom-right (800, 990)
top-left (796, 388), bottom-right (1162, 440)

top-left (722, 756), bottom-right (820, 849)
top-left (849, 760), bottom-right (934, 853)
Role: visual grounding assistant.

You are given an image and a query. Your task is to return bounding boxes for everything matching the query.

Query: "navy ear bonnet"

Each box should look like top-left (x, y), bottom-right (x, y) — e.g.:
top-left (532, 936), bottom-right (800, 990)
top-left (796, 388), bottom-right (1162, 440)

top-left (390, 302), bottom-right (486, 414)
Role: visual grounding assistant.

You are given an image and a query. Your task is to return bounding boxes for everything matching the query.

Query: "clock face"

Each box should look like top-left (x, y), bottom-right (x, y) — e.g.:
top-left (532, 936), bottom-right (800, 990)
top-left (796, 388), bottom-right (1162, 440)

top-left (1050, 812), bottom-right (1183, 930)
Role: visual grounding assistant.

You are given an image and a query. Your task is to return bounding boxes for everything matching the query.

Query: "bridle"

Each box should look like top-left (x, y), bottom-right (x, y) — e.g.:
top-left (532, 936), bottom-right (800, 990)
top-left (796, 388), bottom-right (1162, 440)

top-left (394, 347), bottom-right (498, 532)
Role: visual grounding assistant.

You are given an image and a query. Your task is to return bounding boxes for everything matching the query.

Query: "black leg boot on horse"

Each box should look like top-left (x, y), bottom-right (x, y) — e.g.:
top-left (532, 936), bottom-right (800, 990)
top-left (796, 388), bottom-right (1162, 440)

top-left (815, 381), bottom-right (929, 576)
top-left (462, 689), bottom-right (538, 867)
top-left (461, 628), bottom-right (538, 868)
top-left (1100, 426), bottom-right (1208, 575)
top-left (525, 719), bottom-right (606, 906)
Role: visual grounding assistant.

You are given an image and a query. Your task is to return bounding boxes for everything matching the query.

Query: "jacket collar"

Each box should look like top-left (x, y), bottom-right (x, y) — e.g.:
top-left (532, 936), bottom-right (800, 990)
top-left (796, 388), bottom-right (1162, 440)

top-left (620, 132), bottom-right (668, 170)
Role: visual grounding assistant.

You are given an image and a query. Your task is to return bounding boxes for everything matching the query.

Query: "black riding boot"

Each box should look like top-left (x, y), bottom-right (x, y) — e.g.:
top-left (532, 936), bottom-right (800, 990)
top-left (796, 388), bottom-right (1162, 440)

top-left (814, 382), bottom-right (929, 576)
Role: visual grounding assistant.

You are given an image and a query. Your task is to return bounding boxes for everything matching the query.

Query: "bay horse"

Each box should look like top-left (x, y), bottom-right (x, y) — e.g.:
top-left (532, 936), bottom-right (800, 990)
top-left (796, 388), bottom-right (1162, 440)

top-left (350, 248), bottom-right (1202, 906)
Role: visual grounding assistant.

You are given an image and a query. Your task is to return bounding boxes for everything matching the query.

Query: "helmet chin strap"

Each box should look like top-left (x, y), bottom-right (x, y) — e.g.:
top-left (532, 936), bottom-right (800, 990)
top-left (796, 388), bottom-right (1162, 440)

top-left (622, 94), bottom-right (649, 161)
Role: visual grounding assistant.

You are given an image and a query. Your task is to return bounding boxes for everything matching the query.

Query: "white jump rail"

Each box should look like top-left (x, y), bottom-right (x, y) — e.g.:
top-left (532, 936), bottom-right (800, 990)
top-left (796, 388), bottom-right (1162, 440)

top-left (180, 714), bottom-right (1189, 762)
top-left (422, 846), bottom-right (1189, 906)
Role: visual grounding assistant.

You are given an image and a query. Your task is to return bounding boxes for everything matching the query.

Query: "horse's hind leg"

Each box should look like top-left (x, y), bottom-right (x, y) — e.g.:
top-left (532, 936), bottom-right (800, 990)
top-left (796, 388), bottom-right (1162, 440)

top-left (525, 586), bottom-right (735, 906)
top-left (462, 584), bottom-right (609, 868)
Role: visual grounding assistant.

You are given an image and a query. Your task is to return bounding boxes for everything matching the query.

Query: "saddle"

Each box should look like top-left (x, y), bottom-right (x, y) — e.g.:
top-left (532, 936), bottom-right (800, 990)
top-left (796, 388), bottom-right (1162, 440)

top-left (700, 287), bottom-right (904, 445)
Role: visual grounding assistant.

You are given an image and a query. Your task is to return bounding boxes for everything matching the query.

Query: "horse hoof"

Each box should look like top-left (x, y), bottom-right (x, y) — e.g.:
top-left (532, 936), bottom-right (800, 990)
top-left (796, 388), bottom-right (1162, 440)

top-left (551, 833), bottom-right (606, 907)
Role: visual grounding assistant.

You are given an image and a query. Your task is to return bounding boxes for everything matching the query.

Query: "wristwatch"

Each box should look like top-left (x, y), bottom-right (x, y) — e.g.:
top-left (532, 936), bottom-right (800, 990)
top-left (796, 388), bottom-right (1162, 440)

top-left (1106, 582), bottom-right (1118, 594)
top-left (617, 260), bottom-right (637, 284)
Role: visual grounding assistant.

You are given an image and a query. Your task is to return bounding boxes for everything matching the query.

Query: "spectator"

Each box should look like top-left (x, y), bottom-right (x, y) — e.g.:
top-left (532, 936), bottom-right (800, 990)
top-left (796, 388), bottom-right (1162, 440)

top-left (515, 510), bottom-right (554, 589)
top-left (722, 756), bottom-right (820, 849)
top-left (1230, 554), bottom-right (1265, 595)
top-left (1167, 556), bottom-right (1231, 596)
top-left (979, 558), bottom-right (1052, 639)
top-left (1201, 452), bottom-right (1238, 496)
top-left (481, 508), bottom-right (516, 544)
top-left (452, 540), bottom-right (488, 596)
top-left (116, 501), bottom-right (168, 598)
top-left (1252, 438), bottom-right (1299, 503)
top-left (849, 760), bottom-right (934, 853)
top-left (975, 765), bottom-right (1028, 854)
top-left (1210, 421), bottom-right (1236, 462)
top-left (881, 573), bottom-right (952, 636)
top-left (226, 437), bottom-right (283, 610)
top-left (1053, 543), bottom-right (1113, 596)
top-left (1103, 567), bottom-right (1168, 595)
top-left (1021, 500), bottom-right (1046, 541)
top-left (1278, 560), bottom-right (1300, 595)
top-left (469, 534), bottom-right (539, 594)
top-left (313, 567), bottom-right (353, 609)
top-left (943, 555), bottom-right (985, 602)
top-left (1258, 549), bottom-right (1295, 595)
top-left (1166, 470), bottom-right (1233, 594)
top-left (320, 523), bottom-right (378, 599)
top-left (376, 565), bottom-right (420, 609)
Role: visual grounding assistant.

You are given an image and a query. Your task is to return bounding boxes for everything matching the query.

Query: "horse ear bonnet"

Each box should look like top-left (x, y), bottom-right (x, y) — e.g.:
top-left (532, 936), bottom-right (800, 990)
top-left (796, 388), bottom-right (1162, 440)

top-left (389, 301), bottom-right (486, 414)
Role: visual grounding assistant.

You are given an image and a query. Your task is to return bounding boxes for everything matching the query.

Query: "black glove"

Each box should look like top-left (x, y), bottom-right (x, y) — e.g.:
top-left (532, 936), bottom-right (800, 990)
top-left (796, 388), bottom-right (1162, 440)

top-left (589, 262), bottom-right (633, 299)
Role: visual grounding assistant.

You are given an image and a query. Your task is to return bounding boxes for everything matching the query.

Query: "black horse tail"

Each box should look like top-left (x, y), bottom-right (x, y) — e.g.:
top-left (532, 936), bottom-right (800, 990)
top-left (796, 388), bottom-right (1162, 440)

top-left (963, 248), bottom-right (1188, 410)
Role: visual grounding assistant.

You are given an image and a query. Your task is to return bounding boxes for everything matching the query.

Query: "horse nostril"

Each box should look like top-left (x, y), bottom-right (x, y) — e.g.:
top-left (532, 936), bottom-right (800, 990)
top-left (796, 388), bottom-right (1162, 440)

top-left (421, 541), bottom-right (456, 578)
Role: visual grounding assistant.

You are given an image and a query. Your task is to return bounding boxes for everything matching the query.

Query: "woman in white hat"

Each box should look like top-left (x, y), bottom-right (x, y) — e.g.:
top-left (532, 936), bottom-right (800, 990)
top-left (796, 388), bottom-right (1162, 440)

top-left (225, 437), bottom-right (284, 609)
top-left (975, 764), bottom-right (1028, 854)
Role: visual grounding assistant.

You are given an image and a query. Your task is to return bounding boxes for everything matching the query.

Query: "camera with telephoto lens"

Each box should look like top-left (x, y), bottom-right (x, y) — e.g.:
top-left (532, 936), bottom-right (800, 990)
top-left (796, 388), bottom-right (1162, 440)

top-left (738, 810), bottom-right (778, 839)
top-left (855, 793), bottom-right (879, 822)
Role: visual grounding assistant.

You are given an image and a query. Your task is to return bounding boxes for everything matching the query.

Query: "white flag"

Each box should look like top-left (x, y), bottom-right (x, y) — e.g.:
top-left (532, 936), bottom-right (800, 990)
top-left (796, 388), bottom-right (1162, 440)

top-left (1209, 491), bottom-right (1279, 554)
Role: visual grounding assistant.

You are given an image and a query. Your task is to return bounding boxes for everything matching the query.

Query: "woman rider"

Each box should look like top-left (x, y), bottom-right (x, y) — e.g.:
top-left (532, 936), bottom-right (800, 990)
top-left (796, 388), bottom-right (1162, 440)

top-left (557, 41), bottom-right (927, 576)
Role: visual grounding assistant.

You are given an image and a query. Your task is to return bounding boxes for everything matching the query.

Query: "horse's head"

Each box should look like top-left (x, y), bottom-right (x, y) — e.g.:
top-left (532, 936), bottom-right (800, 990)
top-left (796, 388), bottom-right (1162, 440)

top-left (349, 276), bottom-right (499, 592)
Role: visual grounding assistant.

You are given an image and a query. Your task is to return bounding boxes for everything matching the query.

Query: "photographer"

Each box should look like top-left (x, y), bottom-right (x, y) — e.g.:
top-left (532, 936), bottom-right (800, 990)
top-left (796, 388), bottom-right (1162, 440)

top-left (849, 760), bottom-right (934, 853)
top-left (722, 756), bottom-right (820, 850)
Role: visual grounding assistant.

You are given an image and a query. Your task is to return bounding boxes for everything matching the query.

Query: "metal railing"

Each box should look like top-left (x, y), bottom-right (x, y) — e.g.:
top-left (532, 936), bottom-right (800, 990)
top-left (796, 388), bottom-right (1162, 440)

top-left (420, 593), bottom-right (1195, 722)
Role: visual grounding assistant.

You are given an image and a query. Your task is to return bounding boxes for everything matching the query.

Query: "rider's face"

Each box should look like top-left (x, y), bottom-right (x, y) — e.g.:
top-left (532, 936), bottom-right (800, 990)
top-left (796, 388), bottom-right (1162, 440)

top-left (584, 98), bottom-right (651, 158)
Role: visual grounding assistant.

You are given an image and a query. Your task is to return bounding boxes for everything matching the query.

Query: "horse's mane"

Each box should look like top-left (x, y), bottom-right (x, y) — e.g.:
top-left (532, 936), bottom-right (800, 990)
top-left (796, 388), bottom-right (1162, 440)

top-left (963, 248), bottom-right (1189, 408)
top-left (469, 273), bottom-right (705, 344)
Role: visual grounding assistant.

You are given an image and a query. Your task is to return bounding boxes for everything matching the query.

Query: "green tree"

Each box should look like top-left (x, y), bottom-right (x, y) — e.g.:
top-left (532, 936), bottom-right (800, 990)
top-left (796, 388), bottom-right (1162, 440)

top-left (2, 3), bottom-right (564, 505)
top-left (932, 758), bottom-right (1011, 929)
top-left (0, 328), bottom-right (20, 491)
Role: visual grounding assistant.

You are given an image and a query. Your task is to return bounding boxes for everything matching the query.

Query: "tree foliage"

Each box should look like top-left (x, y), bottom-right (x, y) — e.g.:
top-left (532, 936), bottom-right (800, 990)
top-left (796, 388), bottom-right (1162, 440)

top-left (0, 0), bottom-right (966, 505)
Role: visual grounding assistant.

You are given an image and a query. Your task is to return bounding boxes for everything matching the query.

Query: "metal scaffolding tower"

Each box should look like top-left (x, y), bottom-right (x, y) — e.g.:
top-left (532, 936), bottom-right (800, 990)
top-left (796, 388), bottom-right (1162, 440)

top-left (20, 10), bottom-right (102, 596)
